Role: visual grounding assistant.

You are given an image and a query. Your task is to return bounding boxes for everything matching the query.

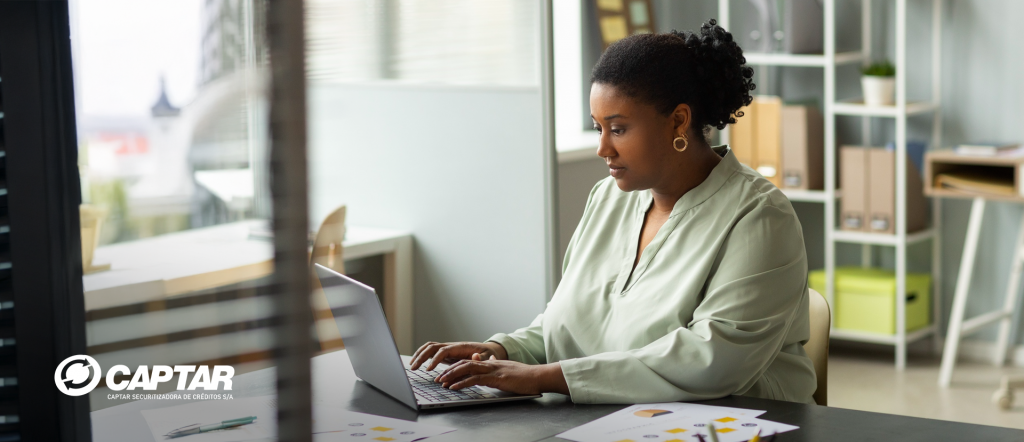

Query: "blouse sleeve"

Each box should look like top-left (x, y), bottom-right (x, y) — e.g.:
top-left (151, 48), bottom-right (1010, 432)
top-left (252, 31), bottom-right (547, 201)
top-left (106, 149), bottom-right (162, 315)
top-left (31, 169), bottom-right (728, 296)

top-left (485, 180), bottom-right (606, 366)
top-left (557, 201), bottom-right (810, 404)
top-left (486, 314), bottom-right (547, 365)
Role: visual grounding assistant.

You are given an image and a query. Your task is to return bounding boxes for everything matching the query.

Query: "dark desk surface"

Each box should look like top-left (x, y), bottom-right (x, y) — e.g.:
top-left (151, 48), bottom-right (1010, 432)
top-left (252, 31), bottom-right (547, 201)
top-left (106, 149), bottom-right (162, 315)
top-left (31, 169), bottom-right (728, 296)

top-left (92, 350), bottom-right (1024, 442)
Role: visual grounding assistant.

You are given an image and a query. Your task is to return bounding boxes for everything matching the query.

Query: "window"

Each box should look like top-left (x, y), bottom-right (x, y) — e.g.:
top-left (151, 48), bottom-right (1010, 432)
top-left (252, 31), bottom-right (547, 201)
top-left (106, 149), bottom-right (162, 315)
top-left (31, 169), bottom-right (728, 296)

top-left (307, 0), bottom-right (539, 86)
top-left (72, 0), bottom-right (268, 246)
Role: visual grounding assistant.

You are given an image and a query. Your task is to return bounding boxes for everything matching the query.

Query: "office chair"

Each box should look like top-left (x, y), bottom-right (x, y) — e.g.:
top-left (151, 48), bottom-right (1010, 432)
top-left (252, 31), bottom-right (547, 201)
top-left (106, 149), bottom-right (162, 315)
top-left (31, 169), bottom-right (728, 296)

top-left (805, 288), bottom-right (831, 406)
top-left (310, 206), bottom-right (347, 352)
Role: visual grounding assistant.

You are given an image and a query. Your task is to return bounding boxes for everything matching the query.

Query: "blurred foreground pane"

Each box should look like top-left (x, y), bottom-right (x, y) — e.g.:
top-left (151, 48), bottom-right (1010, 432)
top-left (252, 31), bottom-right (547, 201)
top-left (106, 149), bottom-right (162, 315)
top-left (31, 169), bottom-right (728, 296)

top-left (71, 0), bottom-right (275, 414)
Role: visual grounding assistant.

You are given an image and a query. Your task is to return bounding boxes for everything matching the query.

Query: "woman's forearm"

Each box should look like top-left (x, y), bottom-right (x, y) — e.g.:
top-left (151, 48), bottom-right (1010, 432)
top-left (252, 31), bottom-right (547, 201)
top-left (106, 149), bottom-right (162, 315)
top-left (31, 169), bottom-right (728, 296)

top-left (482, 341), bottom-right (568, 395)
top-left (482, 341), bottom-right (509, 360)
top-left (539, 362), bottom-right (570, 395)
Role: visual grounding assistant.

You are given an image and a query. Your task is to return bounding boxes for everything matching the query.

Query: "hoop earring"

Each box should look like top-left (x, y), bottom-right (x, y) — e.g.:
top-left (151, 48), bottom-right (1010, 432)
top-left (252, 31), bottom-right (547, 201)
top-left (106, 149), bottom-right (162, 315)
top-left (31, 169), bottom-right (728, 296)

top-left (673, 135), bottom-right (688, 152)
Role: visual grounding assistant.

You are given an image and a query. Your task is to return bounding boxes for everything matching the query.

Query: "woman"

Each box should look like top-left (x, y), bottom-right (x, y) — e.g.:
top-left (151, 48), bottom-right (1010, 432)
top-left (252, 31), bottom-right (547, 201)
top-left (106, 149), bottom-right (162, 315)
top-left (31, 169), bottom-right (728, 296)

top-left (410, 19), bottom-right (816, 404)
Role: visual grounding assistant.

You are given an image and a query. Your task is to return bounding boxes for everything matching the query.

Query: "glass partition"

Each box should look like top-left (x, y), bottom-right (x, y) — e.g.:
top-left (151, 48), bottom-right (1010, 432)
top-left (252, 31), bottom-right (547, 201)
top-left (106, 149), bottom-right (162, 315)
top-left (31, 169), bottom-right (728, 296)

top-left (77, 1), bottom-right (551, 439)
top-left (71, 0), bottom-right (288, 433)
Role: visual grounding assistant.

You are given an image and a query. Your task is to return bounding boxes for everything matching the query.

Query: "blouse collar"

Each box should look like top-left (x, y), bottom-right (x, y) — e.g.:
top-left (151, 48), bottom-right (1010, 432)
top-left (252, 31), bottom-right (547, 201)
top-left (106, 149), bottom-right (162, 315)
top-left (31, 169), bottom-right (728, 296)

top-left (636, 145), bottom-right (740, 217)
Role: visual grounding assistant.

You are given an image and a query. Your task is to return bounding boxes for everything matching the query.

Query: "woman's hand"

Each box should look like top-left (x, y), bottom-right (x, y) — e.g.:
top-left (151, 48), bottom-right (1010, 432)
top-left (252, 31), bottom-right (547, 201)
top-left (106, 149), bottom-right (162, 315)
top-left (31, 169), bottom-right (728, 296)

top-left (434, 355), bottom-right (570, 396)
top-left (409, 341), bottom-right (508, 371)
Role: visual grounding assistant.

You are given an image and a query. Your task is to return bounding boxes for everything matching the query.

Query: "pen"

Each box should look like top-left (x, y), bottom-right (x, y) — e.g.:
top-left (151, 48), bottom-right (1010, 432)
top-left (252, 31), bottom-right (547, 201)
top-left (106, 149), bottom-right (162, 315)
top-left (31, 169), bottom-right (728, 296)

top-left (706, 422), bottom-right (720, 442)
top-left (164, 416), bottom-right (257, 438)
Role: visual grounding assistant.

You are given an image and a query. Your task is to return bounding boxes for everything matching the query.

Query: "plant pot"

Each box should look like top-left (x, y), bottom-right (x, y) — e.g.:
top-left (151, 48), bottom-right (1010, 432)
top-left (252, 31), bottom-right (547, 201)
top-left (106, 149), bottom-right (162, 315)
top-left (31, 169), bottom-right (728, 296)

top-left (861, 75), bottom-right (895, 106)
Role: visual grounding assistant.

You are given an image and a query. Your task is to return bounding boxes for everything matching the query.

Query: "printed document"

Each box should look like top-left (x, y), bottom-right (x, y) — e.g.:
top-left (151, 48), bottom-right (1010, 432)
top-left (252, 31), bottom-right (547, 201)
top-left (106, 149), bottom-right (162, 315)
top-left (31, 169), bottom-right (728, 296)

top-left (557, 402), bottom-right (798, 442)
top-left (141, 395), bottom-right (455, 441)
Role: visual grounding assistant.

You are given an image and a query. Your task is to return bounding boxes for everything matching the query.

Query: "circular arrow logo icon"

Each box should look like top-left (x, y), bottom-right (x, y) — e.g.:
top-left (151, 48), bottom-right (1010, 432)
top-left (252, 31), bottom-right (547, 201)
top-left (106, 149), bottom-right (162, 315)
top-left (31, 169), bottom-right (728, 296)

top-left (54, 355), bottom-right (101, 396)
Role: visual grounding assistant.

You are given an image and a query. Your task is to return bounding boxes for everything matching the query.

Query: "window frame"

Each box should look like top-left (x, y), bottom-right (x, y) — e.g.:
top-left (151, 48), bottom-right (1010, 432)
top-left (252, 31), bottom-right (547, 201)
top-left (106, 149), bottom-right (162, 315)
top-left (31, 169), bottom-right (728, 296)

top-left (0, 1), bottom-right (91, 440)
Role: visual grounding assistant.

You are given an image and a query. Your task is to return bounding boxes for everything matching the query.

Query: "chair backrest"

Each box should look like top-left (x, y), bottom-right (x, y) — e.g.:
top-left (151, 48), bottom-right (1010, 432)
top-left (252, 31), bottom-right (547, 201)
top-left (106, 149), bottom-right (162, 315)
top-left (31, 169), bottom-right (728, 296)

top-left (310, 206), bottom-right (347, 352)
top-left (312, 206), bottom-right (347, 272)
top-left (80, 204), bottom-right (110, 274)
top-left (805, 288), bottom-right (831, 406)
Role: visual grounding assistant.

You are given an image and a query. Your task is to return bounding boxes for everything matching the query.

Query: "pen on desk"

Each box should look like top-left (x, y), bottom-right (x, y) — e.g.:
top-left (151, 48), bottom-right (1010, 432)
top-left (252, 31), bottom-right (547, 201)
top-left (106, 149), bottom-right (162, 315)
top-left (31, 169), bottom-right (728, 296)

top-left (749, 428), bottom-right (761, 442)
top-left (706, 422), bottom-right (720, 442)
top-left (164, 416), bottom-right (256, 438)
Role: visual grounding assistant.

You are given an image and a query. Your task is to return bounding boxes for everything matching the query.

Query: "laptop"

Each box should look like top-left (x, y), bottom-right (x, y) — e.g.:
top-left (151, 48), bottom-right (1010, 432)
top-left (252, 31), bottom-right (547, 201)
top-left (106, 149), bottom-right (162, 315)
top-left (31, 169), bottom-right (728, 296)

top-left (314, 264), bottom-right (542, 410)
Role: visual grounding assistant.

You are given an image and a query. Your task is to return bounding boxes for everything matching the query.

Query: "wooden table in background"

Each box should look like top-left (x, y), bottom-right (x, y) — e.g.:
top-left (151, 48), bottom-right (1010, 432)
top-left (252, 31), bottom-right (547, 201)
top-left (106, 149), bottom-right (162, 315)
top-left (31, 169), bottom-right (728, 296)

top-left (82, 220), bottom-right (415, 353)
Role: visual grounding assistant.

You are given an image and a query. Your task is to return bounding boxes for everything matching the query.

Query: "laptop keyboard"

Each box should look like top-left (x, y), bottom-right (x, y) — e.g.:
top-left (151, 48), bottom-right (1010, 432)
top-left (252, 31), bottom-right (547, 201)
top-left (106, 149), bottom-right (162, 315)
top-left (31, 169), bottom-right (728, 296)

top-left (406, 369), bottom-right (498, 403)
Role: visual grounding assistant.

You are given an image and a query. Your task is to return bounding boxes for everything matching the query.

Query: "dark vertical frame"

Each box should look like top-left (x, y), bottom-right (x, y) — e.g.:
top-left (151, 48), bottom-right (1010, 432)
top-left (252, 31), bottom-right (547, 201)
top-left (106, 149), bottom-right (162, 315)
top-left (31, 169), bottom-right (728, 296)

top-left (267, 0), bottom-right (313, 441)
top-left (0, 1), bottom-right (90, 441)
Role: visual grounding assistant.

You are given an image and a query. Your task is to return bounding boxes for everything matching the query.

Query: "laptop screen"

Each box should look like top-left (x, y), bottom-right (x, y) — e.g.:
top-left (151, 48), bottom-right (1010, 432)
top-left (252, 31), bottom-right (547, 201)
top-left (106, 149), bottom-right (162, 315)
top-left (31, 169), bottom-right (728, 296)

top-left (314, 264), bottom-right (418, 409)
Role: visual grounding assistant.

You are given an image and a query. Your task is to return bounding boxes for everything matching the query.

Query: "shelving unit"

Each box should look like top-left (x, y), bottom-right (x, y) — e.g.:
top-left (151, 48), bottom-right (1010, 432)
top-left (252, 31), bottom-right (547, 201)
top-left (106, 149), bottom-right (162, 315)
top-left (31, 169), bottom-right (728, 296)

top-left (832, 228), bottom-right (936, 247)
top-left (782, 189), bottom-right (833, 203)
top-left (743, 50), bottom-right (864, 67)
top-left (718, 0), bottom-right (944, 370)
top-left (832, 100), bottom-right (938, 117)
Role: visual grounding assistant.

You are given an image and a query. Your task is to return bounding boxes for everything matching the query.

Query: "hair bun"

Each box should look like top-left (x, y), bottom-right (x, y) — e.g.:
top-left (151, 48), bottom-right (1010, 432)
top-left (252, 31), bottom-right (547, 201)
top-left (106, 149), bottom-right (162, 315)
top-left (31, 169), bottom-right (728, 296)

top-left (672, 19), bottom-right (755, 130)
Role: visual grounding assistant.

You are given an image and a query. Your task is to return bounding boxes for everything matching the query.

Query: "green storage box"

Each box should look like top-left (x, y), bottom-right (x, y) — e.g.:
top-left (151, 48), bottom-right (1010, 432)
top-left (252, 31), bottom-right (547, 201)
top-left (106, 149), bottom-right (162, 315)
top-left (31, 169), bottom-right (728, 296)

top-left (809, 267), bottom-right (931, 335)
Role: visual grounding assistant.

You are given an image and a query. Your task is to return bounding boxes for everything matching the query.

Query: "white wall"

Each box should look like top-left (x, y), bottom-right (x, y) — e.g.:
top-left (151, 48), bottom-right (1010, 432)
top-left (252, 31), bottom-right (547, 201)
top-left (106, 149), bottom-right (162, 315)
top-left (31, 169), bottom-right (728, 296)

top-left (928, 0), bottom-right (1024, 347)
top-left (556, 156), bottom-right (605, 266)
top-left (308, 82), bottom-right (553, 345)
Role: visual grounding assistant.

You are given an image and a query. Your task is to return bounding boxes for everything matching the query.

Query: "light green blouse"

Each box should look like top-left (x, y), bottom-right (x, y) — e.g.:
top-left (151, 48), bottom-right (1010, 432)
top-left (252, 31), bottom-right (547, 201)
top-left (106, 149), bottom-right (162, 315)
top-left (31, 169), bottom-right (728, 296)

top-left (488, 146), bottom-right (816, 405)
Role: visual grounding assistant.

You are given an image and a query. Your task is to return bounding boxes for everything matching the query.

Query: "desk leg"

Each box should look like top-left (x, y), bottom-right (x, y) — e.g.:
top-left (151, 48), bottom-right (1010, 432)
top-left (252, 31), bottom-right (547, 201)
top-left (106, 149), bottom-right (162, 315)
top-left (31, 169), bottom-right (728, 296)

top-left (993, 211), bottom-right (1024, 366)
top-left (384, 236), bottom-right (414, 355)
top-left (939, 197), bottom-right (985, 387)
top-left (932, 197), bottom-right (944, 355)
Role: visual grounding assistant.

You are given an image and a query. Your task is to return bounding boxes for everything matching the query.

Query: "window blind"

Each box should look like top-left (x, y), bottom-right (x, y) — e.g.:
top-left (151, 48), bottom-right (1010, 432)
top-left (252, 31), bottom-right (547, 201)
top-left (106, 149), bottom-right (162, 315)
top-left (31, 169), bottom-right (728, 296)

top-left (306, 0), bottom-right (539, 86)
top-left (0, 64), bottom-right (17, 442)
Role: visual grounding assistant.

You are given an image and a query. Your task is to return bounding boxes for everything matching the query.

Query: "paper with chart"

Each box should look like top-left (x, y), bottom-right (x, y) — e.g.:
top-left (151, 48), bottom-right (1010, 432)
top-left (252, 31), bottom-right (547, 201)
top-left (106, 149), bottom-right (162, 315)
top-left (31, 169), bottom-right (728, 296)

top-left (309, 407), bottom-right (456, 441)
top-left (141, 395), bottom-right (455, 441)
top-left (558, 402), bottom-right (766, 439)
top-left (557, 402), bottom-right (798, 442)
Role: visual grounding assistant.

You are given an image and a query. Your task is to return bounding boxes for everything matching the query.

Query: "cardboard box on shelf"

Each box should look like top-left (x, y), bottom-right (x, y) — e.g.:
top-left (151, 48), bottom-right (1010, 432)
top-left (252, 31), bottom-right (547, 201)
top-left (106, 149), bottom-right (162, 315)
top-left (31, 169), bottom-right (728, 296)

top-left (730, 97), bottom-right (823, 190)
top-left (840, 146), bottom-right (868, 231)
top-left (867, 148), bottom-right (929, 234)
top-left (781, 105), bottom-right (824, 190)
top-left (840, 146), bottom-right (928, 234)
top-left (754, 96), bottom-right (783, 187)
top-left (731, 102), bottom-right (757, 166)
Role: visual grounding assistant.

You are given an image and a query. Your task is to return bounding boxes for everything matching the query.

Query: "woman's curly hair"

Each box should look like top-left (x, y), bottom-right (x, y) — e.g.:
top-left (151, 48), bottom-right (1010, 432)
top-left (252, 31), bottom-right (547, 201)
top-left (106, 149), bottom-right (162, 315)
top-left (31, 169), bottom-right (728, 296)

top-left (591, 19), bottom-right (755, 133)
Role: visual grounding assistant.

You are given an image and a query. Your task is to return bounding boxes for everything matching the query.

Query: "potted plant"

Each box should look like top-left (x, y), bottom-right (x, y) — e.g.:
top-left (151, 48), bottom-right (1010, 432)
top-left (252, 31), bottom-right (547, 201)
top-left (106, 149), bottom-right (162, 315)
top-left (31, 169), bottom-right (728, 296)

top-left (861, 60), bottom-right (896, 106)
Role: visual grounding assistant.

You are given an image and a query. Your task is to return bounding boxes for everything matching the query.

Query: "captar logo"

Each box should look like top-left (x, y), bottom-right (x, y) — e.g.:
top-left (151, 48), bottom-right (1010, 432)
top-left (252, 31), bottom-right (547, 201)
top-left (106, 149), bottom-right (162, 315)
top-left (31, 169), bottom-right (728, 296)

top-left (54, 355), bottom-right (102, 396)
top-left (105, 365), bottom-right (234, 392)
top-left (55, 355), bottom-right (235, 396)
